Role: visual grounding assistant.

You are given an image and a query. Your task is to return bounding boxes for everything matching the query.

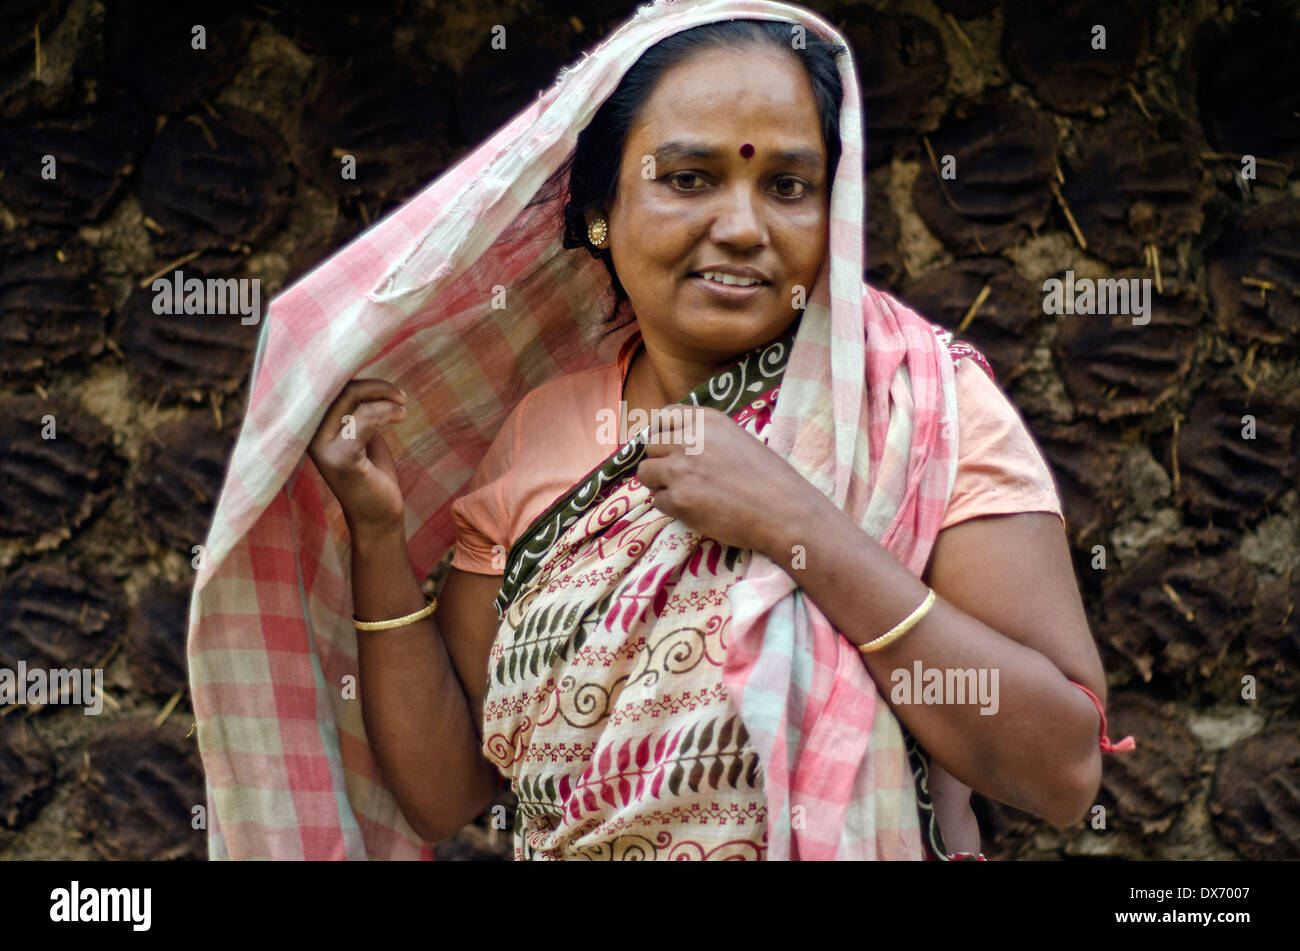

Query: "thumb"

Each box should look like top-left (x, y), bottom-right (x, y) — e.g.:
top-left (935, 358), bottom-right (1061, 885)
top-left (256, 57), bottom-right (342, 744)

top-left (366, 427), bottom-right (399, 480)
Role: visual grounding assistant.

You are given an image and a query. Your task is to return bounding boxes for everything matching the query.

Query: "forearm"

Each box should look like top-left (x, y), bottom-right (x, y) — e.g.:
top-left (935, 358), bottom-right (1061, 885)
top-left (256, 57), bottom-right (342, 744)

top-left (761, 493), bottom-right (1101, 827)
top-left (351, 527), bottom-right (498, 840)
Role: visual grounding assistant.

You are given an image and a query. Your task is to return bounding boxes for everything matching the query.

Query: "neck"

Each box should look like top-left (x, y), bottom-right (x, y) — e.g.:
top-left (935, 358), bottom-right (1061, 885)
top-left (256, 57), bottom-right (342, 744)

top-left (622, 314), bottom-right (803, 412)
top-left (623, 318), bottom-right (803, 415)
top-left (624, 343), bottom-right (730, 411)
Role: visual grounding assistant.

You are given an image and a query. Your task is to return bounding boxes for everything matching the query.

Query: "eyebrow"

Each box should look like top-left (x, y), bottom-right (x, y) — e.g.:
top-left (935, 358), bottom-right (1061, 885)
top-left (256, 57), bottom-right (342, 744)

top-left (652, 140), bottom-right (824, 172)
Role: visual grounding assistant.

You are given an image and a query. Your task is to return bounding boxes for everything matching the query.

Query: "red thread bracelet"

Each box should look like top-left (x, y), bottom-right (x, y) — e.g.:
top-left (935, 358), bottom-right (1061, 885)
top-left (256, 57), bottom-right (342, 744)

top-left (1070, 680), bottom-right (1136, 753)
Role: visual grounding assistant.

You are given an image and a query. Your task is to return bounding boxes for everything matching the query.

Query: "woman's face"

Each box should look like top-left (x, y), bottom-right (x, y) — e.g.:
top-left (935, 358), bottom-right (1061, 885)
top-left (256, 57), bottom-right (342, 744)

top-left (597, 44), bottom-right (831, 365)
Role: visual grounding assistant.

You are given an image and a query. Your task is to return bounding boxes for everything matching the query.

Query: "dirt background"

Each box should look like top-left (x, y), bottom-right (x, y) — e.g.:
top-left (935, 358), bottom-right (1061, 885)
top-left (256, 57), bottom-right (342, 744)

top-left (0, 0), bottom-right (1296, 861)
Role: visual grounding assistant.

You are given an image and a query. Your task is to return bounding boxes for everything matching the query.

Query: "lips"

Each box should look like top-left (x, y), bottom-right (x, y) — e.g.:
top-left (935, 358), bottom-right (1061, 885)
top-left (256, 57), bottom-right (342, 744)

top-left (689, 266), bottom-right (771, 287)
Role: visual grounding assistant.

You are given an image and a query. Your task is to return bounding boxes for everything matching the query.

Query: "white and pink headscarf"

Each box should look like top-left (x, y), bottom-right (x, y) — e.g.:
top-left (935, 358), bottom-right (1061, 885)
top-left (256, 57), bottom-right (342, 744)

top-left (187, 0), bottom-right (964, 859)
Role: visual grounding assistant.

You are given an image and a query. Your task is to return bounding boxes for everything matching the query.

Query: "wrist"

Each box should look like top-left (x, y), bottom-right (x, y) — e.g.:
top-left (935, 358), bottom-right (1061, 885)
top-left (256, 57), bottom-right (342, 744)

top-left (758, 482), bottom-right (836, 567)
top-left (348, 519), bottom-right (407, 550)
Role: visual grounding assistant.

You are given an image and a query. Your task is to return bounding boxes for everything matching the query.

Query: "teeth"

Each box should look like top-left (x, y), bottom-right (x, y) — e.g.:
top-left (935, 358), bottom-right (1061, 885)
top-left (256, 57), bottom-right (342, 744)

top-left (698, 271), bottom-right (763, 287)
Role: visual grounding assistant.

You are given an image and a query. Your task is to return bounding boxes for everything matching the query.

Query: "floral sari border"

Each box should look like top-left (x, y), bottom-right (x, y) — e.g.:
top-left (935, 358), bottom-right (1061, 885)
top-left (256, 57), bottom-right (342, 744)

top-left (493, 326), bottom-right (796, 618)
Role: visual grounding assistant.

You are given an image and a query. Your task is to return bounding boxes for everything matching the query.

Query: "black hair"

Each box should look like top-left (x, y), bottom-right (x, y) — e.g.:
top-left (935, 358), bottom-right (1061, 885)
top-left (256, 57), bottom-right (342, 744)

top-left (526, 18), bottom-right (847, 335)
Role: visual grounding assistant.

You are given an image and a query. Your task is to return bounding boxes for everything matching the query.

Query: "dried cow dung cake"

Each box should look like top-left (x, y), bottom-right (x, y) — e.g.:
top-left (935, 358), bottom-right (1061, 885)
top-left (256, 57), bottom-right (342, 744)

top-left (132, 414), bottom-right (234, 553)
top-left (69, 717), bottom-right (204, 860)
top-left (932, 0), bottom-right (996, 17)
top-left (0, 86), bottom-right (151, 223)
top-left (1195, 6), bottom-right (1300, 185)
top-left (1096, 694), bottom-right (1200, 837)
top-left (838, 14), bottom-right (947, 168)
top-left (865, 169), bottom-right (903, 291)
top-left (0, 718), bottom-right (56, 829)
top-left (0, 560), bottom-right (120, 675)
top-left (1099, 531), bottom-right (1255, 684)
top-left (1060, 113), bottom-right (1207, 266)
top-left (283, 206), bottom-right (368, 287)
top-left (1209, 722), bottom-right (1300, 860)
top-left (1175, 376), bottom-right (1298, 523)
top-left (0, 0), bottom-right (69, 91)
top-left (127, 581), bottom-right (192, 699)
top-left (457, 16), bottom-right (582, 145)
top-left (900, 257), bottom-right (1039, 382)
top-left (1206, 197), bottom-right (1300, 349)
top-left (0, 230), bottom-right (111, 378)
top-left (1019, 419), bottom-right (1124, 545)
top-left (261, 0), bottom-right (405, 54)
top-left (106, 0), bottom-right (252, 115)
top-left (0, 395), bottom-right (124, 540)
top-left (1002, 0), bottom-right (1150, 115)
top-left (911, 91), bottom-right (1058, 256)
top-left (294, 46), bottom-right (457, 204)
top-left (1052, 272), bottom-right (1201, 420)
top-left (137, 105), bottom-right (292, 257)
top-left (115, 253), bottom-right (260, 403)
top-left (1245, 569), bottom-right (1300, 695)
top-left (969, 793), bottom-right (1038, 861)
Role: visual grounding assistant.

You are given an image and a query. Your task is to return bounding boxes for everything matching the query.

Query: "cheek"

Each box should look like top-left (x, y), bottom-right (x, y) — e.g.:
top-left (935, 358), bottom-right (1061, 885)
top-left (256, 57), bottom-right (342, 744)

top-left (778, 210), bottom-right (828, 278)
top-left (618, 194), bottom-right (696, 270)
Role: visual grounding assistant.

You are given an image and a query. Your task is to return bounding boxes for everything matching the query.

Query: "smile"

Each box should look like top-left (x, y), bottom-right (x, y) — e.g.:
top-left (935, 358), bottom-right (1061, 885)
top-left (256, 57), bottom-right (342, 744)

top-left (695, 270), bottom-right (767, 287)
top-left (689, 273), bottom-right (770, 303)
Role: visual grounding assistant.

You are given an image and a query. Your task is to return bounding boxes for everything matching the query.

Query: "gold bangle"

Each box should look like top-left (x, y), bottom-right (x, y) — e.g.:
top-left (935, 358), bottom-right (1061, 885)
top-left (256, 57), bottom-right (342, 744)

top-left (858, 588), bottom-right (935, 654)
top-left (353, 597), bottom-right (437, 631)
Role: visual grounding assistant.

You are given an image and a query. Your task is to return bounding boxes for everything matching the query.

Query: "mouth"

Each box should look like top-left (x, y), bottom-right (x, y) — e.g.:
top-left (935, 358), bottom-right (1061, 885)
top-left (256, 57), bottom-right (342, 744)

top-left (690, 269), bottom-right (770, 288)
top-left (688, 270), bottom-right (772, 302)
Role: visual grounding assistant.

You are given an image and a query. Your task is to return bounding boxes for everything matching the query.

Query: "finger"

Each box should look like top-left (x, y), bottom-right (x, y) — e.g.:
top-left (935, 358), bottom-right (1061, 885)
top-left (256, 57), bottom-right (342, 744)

top-left (334, 400), bottom-right (406, 457)
top-left (331, 379), bottom-right (407, 423)
top-left (642, 438), bottom-right (678, 459)
top-left (645, 404), bottom-right (690, 443)
top-left (635, 456), bottom-right (665, 490)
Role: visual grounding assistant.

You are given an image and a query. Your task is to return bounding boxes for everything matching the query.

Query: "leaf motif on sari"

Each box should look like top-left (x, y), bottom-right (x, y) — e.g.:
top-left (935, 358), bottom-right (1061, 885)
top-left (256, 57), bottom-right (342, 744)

top-left (727, 755), bottom-right (744, 789)
top-left (709, 758), bottom-right (725, 790)
top-left (667, 763), bottom-right (684, 798)
top-left (685, 544), bottom-right (704, 578)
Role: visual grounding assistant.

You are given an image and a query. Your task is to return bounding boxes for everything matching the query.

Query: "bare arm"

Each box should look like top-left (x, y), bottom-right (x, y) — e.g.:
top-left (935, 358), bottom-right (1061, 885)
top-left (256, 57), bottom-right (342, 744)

top-left (765, 504), bottom-right (1103, 828)
top-left (306, 378), bottom-right (503, 843)
top-left (351, 535), bottom-right (503, 842)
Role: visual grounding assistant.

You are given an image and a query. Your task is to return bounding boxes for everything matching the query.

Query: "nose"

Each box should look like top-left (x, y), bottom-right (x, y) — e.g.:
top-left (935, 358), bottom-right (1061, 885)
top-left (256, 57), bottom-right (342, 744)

top-left (709, 182), bottom-right (767, 249)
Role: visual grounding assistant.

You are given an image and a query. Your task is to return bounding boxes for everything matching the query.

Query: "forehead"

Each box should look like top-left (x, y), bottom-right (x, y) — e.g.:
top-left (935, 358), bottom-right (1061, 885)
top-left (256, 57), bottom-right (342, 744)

top-left (627, 46), bottom-right (824, 148)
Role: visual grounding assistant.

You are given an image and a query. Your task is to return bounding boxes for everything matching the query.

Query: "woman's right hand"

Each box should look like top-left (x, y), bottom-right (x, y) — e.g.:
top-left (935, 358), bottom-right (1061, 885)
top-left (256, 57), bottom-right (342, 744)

top-left (306, 379), bottom-right (409, 539)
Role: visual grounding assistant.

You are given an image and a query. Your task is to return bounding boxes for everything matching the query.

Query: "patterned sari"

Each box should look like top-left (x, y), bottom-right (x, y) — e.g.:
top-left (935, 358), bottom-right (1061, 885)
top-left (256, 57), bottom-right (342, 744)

top-left (481, 325), bottom-right (982, 860)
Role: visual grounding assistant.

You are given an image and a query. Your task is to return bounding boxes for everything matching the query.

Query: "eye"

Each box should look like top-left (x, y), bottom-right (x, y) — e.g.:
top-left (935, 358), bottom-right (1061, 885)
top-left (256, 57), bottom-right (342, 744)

top-left (773, 176), bottom-right (810, 199)
top-left (666, 171), bottom-right (707, 190)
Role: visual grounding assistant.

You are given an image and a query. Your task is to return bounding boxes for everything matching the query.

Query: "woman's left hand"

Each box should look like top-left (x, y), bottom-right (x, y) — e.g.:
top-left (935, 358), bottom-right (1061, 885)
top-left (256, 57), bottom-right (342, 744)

top-left (633, 406), bottom-right (823, 556)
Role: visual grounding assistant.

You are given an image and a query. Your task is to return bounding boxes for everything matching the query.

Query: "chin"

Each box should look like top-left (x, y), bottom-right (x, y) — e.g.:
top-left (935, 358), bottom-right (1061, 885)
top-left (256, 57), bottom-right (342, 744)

top-left (677, 311), bottom-right (795, 356)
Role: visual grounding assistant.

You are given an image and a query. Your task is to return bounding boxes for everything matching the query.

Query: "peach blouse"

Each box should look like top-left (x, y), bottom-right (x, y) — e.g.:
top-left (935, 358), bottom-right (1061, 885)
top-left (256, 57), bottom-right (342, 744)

top-left (450, 330), bottom-right (1064, 575)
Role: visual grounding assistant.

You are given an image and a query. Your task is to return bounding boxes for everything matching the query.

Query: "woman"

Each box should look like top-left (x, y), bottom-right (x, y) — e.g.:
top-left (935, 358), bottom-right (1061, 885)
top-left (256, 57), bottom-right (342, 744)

top-left (188, 0), bottom-right (1130, 861)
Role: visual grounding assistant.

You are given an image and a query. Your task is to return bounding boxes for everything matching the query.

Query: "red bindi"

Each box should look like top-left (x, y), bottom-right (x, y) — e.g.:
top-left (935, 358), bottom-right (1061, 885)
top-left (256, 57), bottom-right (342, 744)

top-left (739, 143), bottom-right (754, 159)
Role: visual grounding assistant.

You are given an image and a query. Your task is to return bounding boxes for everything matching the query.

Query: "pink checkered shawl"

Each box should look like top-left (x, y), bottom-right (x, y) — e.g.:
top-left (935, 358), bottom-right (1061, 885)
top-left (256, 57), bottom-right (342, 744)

top-left (186, 0), bottom-right (963, 860)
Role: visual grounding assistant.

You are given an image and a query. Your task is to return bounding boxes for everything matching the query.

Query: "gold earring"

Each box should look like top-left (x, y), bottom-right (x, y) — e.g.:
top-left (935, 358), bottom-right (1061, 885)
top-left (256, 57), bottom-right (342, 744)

top-left (587, 216), bottom-right (608, 247)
